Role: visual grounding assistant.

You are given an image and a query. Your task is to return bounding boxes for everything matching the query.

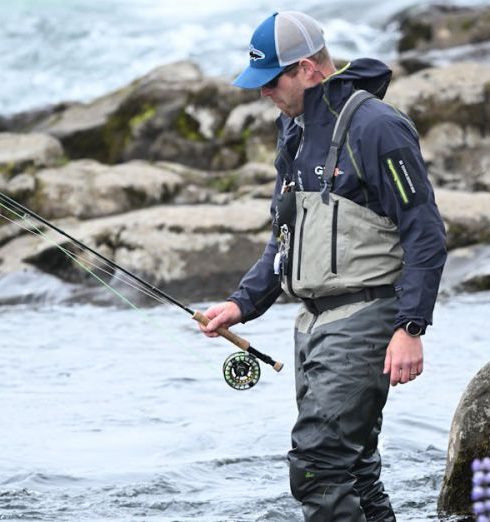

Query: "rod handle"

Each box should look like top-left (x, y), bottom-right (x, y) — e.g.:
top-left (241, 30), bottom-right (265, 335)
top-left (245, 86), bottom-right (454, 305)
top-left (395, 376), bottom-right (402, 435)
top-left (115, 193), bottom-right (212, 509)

top-left (193, 311), bottom-right (250, 351)
top-left (192, 311), bottom-right (283, 373)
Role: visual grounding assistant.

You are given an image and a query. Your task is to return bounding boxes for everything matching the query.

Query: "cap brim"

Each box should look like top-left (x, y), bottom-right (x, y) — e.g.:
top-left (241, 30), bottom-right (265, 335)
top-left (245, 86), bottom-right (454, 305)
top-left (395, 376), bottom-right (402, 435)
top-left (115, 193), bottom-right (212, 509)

top-left (232, 64), bottom-right (284, 89)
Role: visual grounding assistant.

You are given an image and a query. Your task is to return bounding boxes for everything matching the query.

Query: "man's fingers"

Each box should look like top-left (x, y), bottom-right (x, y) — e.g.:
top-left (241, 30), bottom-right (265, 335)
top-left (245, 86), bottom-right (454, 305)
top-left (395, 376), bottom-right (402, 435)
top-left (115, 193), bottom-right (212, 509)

top-left (383, 351), bottom-right (392, 375)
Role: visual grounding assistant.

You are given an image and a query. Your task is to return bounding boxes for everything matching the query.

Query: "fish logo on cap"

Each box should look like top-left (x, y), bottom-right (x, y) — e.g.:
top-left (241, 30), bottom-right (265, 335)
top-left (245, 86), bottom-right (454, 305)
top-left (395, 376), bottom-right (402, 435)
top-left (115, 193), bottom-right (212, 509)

top-left (249, 44), bottom-right (265, 61)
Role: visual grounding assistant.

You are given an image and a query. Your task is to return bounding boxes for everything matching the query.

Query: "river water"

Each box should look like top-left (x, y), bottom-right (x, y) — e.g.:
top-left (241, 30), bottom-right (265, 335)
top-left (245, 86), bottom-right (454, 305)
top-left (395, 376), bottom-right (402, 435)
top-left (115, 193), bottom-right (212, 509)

top-left (0, 282), bottom-right (489, 521)
top-left (1, 0), bottom-right (489, 115)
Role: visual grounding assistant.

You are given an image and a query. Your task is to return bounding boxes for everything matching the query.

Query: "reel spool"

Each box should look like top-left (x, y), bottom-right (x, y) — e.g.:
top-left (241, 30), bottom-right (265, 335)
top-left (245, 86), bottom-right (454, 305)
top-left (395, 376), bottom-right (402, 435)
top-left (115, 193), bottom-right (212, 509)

top-left (223, 352), bottom-right (261, 390)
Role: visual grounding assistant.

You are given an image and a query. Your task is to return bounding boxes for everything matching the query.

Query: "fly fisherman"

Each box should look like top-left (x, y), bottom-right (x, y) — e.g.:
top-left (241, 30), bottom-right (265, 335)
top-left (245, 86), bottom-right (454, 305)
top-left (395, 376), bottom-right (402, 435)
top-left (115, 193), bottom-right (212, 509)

top-left (200, 11), bottom-right (446, 522)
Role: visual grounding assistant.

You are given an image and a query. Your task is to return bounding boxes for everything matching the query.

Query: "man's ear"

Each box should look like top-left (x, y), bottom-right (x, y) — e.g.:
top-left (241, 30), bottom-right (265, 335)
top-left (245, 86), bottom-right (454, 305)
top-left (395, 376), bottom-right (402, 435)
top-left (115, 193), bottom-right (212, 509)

top-left (299, 59), bottom-right (317, 82)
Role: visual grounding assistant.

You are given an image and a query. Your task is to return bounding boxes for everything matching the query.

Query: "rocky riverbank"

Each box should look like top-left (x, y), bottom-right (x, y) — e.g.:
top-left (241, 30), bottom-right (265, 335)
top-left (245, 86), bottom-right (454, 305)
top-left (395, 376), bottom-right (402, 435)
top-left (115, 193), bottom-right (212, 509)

top-left (1, 5), bottom-right (489, 520)
top-left (1, 4), bottom-right (490, 306)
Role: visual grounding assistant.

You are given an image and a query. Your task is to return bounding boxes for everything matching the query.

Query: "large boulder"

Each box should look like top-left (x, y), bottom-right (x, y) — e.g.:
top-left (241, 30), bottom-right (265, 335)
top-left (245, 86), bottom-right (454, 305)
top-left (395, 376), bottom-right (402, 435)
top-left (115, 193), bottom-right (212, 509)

top-left (386, 63), bottom-right (490, 191)
top-left (0, 132), bottom-right (64, 177)
top-left (435, 189), bottom-right (490, 249)
top-left (0, 199), bottom-right (271, 302)
top-left (396, 5), bottom-right (490, 53)
top-left (438, 362), bottom-right (490, 518)
top-left (1, 62), bottom-right (261, 171)
top-left (25, 159), bottom-right (183, 220)
top-left (393, 5), bottom-right (490, 72)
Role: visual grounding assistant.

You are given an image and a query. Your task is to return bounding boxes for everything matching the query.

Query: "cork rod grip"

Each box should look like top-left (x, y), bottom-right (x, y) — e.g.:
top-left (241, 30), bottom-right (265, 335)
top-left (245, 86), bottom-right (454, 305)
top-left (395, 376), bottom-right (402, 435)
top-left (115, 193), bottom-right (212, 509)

top-left (192, 311), bottom-right (250, 351)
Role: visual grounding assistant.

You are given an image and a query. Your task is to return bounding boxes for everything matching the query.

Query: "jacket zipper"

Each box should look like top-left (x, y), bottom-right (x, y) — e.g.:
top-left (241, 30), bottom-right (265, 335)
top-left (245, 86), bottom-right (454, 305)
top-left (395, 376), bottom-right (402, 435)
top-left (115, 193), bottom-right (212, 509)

top-left (297, 207), bottom-right (308, 281)
top-left (331, 199), bottom-right (339, 274)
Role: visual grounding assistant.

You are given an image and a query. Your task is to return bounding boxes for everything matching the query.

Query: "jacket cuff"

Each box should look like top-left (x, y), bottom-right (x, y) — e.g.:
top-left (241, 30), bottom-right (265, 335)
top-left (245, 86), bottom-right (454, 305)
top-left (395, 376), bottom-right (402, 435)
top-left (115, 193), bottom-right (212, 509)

top-left (227, 291), bottom-right (257, 323)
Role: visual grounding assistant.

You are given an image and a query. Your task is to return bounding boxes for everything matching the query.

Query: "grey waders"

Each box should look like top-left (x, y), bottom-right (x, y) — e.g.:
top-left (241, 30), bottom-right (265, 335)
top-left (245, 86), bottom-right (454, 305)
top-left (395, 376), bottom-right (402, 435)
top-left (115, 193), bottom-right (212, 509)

top-left (276, 92), bottom-right (400, 521)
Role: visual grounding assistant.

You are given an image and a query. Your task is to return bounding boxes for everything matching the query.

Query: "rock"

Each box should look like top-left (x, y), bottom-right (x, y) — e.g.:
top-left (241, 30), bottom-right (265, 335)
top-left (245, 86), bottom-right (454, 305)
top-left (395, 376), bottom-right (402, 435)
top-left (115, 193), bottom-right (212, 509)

top-left (0, 132), bottom-right (64, 177)
top-left (1, 62), bottom-right (261, 171)
top-left (386, 63), bottom-right (490, 190)
top-left (440, 244), bottom-right (490, 294)
top-left (421, 123), bottom-right (490, 191)
top-left (0, 199), bottom-right (272, 301)
top-left (438, 362), bottom-right (490, 518)
top-left (6, 173), bottom-right (36, 201)
top-left (398, 41), bottom-right (490, 74)
top-left (26, 159), bottom-right (183, 220)
top-left (156, 160), bottom-right (276, 205)
top-left (385, 63), bottom-right (490, 135)
top-left (395, 5), bottom-right (490, 53)
top-left (435, 189), bottom-right (490, 249)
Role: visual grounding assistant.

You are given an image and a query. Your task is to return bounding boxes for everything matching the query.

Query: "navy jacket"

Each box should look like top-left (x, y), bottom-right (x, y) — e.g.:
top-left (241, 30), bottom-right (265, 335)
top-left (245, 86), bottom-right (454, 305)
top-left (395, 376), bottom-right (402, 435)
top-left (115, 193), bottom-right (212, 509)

top-left (229, 58), bottom-right (447, 330)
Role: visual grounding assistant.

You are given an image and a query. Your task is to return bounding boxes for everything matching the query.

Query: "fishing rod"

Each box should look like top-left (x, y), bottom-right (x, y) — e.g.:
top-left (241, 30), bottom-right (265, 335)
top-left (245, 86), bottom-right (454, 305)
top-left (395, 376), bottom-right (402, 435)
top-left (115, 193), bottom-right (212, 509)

top-left (0, 191), bottom-right (283, 390)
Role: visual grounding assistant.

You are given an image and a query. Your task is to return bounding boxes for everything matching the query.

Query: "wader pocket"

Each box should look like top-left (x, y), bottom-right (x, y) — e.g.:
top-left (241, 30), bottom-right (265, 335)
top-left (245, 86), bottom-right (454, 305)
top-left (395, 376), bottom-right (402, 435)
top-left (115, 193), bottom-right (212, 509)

top-left (276, 191), bottom-right (296, 230)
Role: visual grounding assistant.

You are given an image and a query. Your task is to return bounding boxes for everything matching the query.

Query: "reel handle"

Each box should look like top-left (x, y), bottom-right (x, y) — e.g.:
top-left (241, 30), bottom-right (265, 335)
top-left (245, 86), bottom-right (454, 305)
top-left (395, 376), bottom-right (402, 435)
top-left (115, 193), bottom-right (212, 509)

top-left (192, 311), bottom-right (283, 372)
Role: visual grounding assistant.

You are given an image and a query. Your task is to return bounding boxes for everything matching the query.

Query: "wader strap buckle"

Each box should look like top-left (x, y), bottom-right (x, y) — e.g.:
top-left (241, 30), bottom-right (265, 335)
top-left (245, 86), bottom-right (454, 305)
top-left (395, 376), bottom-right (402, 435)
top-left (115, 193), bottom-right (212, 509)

top-left (303, 285), bottom-right (396, 315)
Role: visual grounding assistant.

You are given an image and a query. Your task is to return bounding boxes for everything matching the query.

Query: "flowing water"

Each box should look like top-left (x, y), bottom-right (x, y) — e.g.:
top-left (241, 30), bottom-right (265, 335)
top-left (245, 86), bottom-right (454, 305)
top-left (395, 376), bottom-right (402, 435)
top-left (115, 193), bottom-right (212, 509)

top-left (1, 0), bottom-right (489, 115)
top-left (1, 1), bottom-right (490, 519)
top-left (0, 277), bottom-right (489, 521)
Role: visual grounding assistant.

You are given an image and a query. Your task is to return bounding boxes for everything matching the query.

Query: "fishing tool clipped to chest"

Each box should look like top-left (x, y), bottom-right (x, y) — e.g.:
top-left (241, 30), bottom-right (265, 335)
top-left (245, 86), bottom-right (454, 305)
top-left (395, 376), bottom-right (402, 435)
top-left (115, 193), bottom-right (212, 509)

top-left (0, 191), bottom-right (283, 391)
top-left (273, 180), bottom-right (297, 279)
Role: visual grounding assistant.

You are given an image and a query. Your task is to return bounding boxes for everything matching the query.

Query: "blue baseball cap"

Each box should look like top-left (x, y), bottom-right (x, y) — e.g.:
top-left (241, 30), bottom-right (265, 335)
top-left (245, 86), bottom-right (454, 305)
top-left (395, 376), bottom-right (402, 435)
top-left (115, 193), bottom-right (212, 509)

top-left (233, 11), bottom-right (325, 89)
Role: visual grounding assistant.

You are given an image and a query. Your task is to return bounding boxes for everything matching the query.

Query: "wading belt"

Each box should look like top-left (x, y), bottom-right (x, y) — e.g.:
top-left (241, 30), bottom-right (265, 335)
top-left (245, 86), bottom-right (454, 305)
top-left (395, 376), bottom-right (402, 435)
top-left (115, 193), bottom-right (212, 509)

top-left (303, 285), bottom-right (396, 315)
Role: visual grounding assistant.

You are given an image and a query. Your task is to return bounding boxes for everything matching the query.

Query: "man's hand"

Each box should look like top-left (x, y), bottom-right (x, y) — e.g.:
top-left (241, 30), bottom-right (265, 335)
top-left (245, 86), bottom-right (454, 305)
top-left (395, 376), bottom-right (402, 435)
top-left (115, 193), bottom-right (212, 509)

top-left (199, 301), bottom-right (242, 338)
top-left (383, 329), bottom-right (424, 386)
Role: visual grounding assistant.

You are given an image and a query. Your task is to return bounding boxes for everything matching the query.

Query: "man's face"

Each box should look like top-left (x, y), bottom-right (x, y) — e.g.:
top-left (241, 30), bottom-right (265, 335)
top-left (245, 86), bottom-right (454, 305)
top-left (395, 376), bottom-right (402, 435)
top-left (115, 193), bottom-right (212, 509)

top-left (260, 66), bottom-right (306, 118)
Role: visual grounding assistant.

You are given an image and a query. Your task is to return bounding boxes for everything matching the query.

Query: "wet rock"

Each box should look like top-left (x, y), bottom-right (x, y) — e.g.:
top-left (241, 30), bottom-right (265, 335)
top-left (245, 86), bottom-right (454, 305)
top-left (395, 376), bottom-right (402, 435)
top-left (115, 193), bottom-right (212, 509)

top-left (394, 3), bottom-right (490, 72)
top-left (435, 188), bottom-right (490, 249)
top-left (422, 123), bottom-right (490, 192)
top-left (27, 159), bottom-right (183, 220)
top-left (0, 132), bottom-right (64, 177)
top-left (1, 62), bottom-right (260, 171)
top-left (385, 63), bottom-right (490, 135)
top-left (0, 199), bottom-right (271, 302)
top-left (395, 4), bottom-right (490, 53)
top-left (440, 244), bottom-right (490, 294)
top-left (386, 63), bottom-right (490, 190)
top-left (438, 362), bottom-right (490, 518)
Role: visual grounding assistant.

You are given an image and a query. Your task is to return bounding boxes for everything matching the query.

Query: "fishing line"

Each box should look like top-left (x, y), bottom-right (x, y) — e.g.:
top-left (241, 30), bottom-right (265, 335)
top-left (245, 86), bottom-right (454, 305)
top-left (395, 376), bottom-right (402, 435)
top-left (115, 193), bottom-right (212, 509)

top-left (0, 192), bottom-right (283, 389)
top-left (0, 209), bottom-right (169, 306)
top-left (0, 201), bottom-right (219, 377)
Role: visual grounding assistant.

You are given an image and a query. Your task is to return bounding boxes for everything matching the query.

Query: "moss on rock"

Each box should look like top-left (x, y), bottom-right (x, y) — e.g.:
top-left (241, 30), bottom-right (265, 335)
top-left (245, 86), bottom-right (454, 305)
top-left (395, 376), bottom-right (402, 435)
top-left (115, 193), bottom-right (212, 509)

top-left (175, 110), bottom-right (203, 142)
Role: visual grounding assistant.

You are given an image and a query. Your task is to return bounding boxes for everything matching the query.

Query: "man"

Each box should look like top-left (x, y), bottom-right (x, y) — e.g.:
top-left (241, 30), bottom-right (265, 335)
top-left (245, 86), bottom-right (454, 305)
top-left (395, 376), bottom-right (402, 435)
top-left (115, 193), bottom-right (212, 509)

top-left (200, 10), bottom-right (446, 522)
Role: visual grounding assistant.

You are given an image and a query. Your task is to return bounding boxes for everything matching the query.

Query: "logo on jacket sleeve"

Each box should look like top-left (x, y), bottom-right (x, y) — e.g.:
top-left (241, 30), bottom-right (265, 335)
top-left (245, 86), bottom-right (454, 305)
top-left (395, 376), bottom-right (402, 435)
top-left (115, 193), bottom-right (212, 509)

top-left (249, 45), bottom-right (265, 61)
top-left (381, 147), bottom-right (428, 209)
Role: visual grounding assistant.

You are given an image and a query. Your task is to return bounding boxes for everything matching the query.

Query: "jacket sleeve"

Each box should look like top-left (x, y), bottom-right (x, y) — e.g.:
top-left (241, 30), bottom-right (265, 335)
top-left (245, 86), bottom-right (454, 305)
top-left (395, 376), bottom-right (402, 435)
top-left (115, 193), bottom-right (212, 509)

top-left (359, 110), bottom-right (447, 329)
top-left (227, 175), bottom-right (283, 322)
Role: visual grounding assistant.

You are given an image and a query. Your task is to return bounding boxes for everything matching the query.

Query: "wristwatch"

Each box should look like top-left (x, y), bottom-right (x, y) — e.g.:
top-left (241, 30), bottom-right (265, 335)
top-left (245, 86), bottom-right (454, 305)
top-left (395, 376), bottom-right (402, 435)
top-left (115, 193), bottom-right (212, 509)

top-left (401, 321), bottom-right (425, 337)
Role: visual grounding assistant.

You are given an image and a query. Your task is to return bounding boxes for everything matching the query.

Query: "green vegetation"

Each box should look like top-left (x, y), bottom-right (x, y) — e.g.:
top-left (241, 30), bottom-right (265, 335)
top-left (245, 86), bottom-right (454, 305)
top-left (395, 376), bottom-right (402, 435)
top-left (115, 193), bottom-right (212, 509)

top-left (208, 173), bottom-right (239, 193)
top-left (175, 110), bottom-right (203, 142)
top-left (129, 104), bottom-right (156, 131)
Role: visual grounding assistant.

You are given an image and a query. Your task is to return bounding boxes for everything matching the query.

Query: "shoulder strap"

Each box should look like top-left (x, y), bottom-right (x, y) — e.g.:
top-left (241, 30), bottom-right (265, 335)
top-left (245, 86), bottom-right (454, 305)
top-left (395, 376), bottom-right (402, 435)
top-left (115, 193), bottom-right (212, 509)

top-left (321, 89), bottom-right (375, 204)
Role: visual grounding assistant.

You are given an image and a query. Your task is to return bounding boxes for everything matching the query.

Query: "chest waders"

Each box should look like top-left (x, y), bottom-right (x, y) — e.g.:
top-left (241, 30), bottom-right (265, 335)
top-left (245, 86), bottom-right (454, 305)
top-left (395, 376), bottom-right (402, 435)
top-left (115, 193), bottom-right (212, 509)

top-left (274, 90), bottom-right (403, 312)
top-left (283, 91), bottom-right (398, 522)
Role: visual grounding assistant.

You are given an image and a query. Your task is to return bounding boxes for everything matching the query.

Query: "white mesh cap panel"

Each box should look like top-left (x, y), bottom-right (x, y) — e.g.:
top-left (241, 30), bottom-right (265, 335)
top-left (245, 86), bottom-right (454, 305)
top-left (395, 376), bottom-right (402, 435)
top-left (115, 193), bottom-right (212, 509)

top-left (275, 11), bottom-right (325, 66)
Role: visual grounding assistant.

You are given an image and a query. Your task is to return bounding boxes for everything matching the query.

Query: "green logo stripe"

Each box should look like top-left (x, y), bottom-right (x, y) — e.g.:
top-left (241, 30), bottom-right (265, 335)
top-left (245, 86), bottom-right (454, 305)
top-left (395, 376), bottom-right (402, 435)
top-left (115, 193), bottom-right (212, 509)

top-left (386, 158), bottom-right (409, 205)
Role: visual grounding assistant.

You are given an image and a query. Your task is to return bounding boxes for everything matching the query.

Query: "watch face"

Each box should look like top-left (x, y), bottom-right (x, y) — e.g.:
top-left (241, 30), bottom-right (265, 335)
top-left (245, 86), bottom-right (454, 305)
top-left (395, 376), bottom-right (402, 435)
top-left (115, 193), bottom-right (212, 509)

top-left (406, 321), bottom-right (422, 336)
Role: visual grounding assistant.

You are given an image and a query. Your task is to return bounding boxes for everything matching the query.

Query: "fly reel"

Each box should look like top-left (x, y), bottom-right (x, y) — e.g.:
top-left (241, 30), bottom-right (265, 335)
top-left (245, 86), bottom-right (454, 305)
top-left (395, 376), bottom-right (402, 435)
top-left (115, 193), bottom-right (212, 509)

top-left (223, 352), bottom-right (261, 390)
